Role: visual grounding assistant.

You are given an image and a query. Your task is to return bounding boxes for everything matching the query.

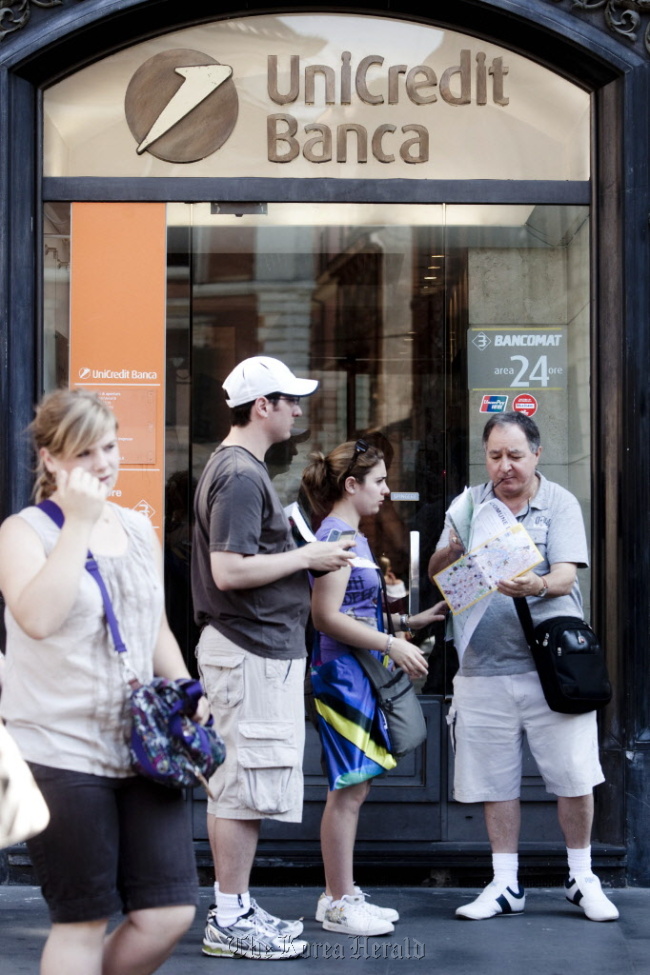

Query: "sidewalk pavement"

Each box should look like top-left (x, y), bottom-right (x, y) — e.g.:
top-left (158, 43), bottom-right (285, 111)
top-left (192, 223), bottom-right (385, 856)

top-left (1, 884), bottom-right (648, 975)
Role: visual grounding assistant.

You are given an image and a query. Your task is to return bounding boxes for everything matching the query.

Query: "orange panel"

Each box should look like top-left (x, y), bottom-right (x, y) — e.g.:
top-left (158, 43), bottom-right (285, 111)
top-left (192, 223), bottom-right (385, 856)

top-left (70, 202), bottom-right (167, 535)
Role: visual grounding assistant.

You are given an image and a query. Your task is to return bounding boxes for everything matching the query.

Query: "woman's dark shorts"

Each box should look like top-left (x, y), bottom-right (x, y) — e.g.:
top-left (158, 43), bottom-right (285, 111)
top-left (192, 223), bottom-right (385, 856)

top-left (27, 764), bottom-right (198, 923)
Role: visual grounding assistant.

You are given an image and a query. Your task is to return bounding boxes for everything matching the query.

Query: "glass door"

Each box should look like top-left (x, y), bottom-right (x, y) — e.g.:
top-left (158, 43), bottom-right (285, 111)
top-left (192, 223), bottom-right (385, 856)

top-left (164, 201), bottom-right (455, 849)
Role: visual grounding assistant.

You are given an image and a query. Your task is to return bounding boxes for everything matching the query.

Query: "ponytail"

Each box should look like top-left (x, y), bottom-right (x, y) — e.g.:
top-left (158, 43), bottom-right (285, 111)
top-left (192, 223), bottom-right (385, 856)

top-left (301, 441), bottom-right (384, 520)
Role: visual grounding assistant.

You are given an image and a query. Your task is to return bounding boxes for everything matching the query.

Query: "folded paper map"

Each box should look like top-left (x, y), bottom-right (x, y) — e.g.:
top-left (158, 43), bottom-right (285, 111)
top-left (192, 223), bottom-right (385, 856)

top-left (434, 523), bottom-right (543, 615)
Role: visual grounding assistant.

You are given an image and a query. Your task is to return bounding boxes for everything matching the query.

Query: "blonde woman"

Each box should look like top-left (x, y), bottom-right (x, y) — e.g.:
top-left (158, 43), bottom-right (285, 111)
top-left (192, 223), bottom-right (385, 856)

top-left (301, 440), bottom-right (446, 937)
top-left (0, 389), bottom-right (204, 975)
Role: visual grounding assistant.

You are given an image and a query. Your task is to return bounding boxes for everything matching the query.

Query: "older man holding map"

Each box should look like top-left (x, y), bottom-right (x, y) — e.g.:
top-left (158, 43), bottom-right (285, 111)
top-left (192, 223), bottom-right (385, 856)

top-left (428, 411), bottom-right (618, 923)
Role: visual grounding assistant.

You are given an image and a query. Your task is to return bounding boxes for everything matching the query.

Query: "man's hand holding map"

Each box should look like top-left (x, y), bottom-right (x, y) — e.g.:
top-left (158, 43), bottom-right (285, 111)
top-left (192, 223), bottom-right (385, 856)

top-left (434, 522), bottom-right (543, 615)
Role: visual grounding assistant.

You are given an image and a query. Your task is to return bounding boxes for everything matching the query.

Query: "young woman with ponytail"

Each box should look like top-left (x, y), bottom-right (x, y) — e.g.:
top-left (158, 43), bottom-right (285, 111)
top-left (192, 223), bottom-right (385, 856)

top-left (301, 440), bottom-right (446, 938)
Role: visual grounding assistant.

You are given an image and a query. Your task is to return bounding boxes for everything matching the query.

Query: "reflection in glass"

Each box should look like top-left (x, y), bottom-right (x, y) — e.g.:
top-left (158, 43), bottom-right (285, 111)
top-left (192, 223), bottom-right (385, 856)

top-left (43, 203), bottom-right (71, 392)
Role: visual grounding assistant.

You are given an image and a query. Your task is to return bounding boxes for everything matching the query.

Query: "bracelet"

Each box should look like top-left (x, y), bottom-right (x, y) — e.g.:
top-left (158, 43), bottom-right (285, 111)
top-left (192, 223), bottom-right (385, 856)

top-left (385, 635), bottom-right (394, 655)
top-left (399, 613), bottom-right (412, 634)
top-left (535, 576), bottom-right (549, 597)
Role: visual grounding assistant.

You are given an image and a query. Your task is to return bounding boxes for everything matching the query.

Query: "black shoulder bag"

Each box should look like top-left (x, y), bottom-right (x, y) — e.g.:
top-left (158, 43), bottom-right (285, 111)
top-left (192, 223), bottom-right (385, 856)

top-left (513, 597), bottom-right (612, 714)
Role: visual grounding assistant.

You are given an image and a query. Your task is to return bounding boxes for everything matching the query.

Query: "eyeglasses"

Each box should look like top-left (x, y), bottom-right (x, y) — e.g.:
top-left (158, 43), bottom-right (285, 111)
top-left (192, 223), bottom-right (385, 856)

top-left (340, 439), bottom-right (369, 482)
top-left (267, 394), bottom-right (301, 407)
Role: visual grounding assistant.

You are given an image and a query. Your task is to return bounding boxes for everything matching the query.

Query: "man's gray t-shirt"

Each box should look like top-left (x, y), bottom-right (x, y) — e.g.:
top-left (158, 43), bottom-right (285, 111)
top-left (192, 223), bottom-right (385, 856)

top-left (436, 474), bottom-right (589, 676)
top-left (192, 445), bottom-right (309, 660)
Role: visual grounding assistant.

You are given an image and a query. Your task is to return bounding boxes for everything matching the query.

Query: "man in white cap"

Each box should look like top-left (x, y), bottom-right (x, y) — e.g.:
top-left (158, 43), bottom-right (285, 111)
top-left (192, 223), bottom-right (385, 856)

top-left (192, 357), bottom-right (354, 960)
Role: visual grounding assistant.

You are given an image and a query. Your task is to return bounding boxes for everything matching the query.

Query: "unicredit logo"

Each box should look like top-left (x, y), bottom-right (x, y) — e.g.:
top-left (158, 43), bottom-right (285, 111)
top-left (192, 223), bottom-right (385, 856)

top-left (125, 49), bottom-right (239, 163)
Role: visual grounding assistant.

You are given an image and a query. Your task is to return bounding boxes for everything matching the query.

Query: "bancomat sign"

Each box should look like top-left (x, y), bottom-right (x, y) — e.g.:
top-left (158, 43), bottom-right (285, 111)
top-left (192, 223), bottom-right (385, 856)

top-left (468, 327), bottom-right (567, 392)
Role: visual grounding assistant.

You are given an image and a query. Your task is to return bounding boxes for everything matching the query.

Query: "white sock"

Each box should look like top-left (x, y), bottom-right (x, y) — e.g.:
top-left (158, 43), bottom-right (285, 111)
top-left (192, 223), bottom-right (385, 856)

top-left (217, 890), bottom-right (250, 927)
top-left (213, 880), bottom-right (220, 903)
top-left (492, 852), bottom-right (519, 889)
top-left (567, 846), bottom-right (593, 880)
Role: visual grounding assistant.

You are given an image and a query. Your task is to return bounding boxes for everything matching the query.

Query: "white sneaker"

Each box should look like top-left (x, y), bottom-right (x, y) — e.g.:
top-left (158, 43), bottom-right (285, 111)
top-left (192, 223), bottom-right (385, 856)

top-left (315, 887), bottom-right (399, 923)
top-left (250, 898), bottom-right (304, 938)
top-left (323, 894), bottom-right (395, 936)
top-left (203, 905), bottom-right (308, 959)
top-left (455, 881), bottom-right (525, 920)
top-left (565, 875), bottom-right (619, 921)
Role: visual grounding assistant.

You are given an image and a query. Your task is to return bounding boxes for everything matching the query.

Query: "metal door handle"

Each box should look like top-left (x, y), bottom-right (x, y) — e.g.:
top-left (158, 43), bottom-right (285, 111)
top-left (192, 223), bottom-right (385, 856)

top-left (409, 530), bottom-right (420, 616)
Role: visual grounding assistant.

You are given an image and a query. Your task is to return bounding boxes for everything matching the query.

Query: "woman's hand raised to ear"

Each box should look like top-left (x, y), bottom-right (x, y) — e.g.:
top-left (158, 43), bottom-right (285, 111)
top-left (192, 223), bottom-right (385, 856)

top-left (55, 467), bottom-right (108, 527)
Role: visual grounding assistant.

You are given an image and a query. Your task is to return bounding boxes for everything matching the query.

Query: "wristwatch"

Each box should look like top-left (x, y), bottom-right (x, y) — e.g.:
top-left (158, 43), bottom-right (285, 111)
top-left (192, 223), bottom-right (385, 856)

top-left (399, 613), bottom-right (413, 634)
top-left (535, 577), bottom-right (549, 597)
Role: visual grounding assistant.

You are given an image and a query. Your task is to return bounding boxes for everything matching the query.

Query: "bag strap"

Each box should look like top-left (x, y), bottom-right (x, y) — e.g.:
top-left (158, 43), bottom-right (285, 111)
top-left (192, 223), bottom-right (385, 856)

top-left (513, 595), bottom-right (535, 646)
top-left (370, 546), bottom-right (395, 637)
top-left (38, 499), bottom-right (128, 656)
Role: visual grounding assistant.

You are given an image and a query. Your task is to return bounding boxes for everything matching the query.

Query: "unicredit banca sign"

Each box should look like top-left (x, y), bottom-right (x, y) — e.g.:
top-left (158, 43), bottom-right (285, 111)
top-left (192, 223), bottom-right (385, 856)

top-left (125, 47), bottom-right (510, 167)
top-left (44, 16), bottom-right (588, 180)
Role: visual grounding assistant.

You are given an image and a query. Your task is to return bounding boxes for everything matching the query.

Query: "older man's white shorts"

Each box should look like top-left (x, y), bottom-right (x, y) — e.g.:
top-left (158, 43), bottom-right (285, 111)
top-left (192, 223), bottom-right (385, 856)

top-left (197, 626), bottom-right (305, 822)
top-left (450, 671), bottom-right (605, 802)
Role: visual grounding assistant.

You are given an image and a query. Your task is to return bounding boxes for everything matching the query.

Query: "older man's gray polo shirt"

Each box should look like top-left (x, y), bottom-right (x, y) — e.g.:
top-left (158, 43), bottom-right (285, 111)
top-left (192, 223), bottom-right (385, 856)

top-left (437, 474), bottom-right (588, 677)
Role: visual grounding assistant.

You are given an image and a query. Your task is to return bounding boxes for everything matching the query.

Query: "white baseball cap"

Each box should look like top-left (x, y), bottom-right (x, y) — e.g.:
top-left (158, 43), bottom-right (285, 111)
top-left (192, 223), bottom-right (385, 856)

top-left (223, 356), bottom-right (319, 408)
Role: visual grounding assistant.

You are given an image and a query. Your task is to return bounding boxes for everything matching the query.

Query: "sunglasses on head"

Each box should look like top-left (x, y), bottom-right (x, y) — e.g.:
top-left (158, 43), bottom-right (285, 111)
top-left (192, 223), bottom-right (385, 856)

top-left (340, 439), bottom-right (369, 482)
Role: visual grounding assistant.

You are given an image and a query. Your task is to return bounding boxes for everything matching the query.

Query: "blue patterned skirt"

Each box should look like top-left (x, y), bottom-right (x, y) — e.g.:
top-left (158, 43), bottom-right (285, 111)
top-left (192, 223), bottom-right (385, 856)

top-left (311, 651), bottom-right (397, 791)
